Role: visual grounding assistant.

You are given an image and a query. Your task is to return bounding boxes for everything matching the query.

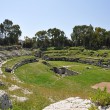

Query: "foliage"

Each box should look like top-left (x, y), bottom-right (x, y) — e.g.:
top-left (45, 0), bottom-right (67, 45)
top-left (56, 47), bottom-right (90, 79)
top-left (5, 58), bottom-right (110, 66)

top-left (35, 30), bottom-right (49, 48)
top-left (23, 36), bottom-right (34, 48)
top-left (88, 104), bottom-right (98, 110)
top-left (1, 19), bottom-right (110, 50)
top-left (0, 19), bottom-right (22, 45)
top-left (71, 25), bottom-right (110, 49)
top-left (91, 87), bottom-right (110, 107)
top-left (34, 28), bottom-right (72, 49)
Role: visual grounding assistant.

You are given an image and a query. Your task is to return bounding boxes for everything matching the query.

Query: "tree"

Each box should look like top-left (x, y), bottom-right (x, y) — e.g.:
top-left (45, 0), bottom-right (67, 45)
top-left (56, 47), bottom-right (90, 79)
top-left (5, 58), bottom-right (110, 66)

top-left (32, 37), bottom-right (37, 48)
top-left (3, 19), bottom-right (13, 38)
top-left (105, 31), bottom-right (110, 48)
top-left (71, 26), bottom-right (81, 47)
top-left (71, 25), bottom-right (94, 49)
top-left (23, 36), bottom-right (33, 48)
top-left (35, 30), bottom-right (49, 48)
top-left (0, 23), bottom-right (4, 38)
top-left (0, 19), bottom-right (22, 45)
top-left (94, 27), bottom-right (106, 48)
top-left (0, 23), bottom-right (4, 45)
top-left (8, 25), bottom-right (22, 44)
top-left (47, 28), bottom-right (66, 47)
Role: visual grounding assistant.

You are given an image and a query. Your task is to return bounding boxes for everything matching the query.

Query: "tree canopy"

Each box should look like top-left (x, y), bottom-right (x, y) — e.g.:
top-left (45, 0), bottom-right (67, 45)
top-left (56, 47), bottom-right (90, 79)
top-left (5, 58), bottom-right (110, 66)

top-left (0, 19), bottom-right (22, 45)
top-left (71, 25), bottom-right (110, 49)
top-left (1, 19), bottom-right (110, 50)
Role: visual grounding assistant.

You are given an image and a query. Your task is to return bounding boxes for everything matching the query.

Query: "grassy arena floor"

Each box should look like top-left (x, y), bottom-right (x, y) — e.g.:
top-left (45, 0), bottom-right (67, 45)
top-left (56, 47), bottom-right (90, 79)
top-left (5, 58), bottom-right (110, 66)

top-left (2, 57), bottom-right (110, 110)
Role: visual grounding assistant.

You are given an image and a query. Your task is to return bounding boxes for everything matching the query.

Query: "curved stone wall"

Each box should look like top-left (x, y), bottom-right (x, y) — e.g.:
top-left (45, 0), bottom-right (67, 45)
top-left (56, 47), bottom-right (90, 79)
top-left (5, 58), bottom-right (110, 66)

top-left (5, 58), bottom-right (39, 73)
top-left (43, 56), bottom-right (110, 69)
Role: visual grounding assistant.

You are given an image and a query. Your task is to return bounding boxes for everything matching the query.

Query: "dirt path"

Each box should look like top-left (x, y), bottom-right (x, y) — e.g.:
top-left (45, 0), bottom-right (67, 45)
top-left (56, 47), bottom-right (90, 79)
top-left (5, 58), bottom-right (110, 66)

top-left (92, 82), bottom-right (110, 93)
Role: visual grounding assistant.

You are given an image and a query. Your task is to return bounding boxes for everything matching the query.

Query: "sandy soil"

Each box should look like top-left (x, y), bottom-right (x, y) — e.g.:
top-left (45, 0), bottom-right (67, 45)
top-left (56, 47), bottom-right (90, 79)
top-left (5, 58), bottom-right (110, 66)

top-left (91, 82), bottom-right (110, 93)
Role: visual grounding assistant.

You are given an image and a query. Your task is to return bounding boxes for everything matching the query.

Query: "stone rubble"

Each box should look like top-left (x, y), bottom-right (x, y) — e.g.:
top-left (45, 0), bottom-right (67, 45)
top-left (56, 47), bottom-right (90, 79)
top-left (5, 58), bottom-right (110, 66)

top-left (8, 85), bottom-right (21, 91)
top-left (11, 75), bottom-right (23, 83)
top-left (11, 95), bottom-right (28, 102)
top-left (22, 89), bottom-right (33, 95)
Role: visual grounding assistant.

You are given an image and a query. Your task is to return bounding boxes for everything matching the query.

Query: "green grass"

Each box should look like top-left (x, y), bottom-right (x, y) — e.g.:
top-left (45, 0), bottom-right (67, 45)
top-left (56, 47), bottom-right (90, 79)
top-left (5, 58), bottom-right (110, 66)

top-left (44, 47), bottom-right (110, 60)
top-left (48, 61), bottom-right (110, 85)
top-left (1, 55), bottom-right (110, 110)
top-left (15, 61), bottom-right (58, 87)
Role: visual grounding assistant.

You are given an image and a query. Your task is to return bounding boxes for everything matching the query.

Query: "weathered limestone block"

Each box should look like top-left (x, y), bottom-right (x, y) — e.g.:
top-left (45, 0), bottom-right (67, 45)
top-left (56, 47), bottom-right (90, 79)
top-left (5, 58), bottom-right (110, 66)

top-left (58, 67), bottom-right (66, 74)
top-left (43, 97), bottom-right (92, 110)
top-left (0, 90), bottom-right (12, 110)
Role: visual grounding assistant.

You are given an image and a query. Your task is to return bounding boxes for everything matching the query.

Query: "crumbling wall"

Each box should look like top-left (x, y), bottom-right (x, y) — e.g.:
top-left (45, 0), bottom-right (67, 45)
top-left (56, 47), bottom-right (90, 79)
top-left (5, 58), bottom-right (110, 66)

top-left (5, 58), bottom-right (39, 73)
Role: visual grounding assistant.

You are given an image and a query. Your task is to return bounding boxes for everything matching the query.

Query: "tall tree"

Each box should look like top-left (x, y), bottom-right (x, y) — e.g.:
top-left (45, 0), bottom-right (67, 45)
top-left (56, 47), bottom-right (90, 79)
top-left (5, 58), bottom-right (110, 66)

top-left (71, 25), bottom-right (94, 49)
top-left (0, 19), bottom-right (22, 45)
top-left (0, 23), bottom-right (4, 38)
top-left (8, 25), bottom-right (22, 44)
top-left (3, 19), bottom-right (13, 38)
top-left (94, 27), bottom-right (106, 48)
top-left (23, 36), bottom-right (33, 48)
top-left (0, 23), bottom-right (4, 45)
top-left (47, 28), bottom-right (66, 47)
top-left (35, 30), bottom-right (49, 48)
top-left (71, 26), bottom-right (81, 46)
top-left (105, 31), bottom-right (110, 48)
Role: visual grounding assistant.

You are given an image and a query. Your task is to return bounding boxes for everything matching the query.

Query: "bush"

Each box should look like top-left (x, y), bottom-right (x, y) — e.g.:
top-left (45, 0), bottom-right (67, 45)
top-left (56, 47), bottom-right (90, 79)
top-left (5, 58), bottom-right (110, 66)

top-left (91, 87), bottom-right (110, 107)
top-left (88, 104), bottom-right (98, 110)
top-left (69, 46), bottom-right (84, 50)
top-left (54, 47), bottom-right (63, 50)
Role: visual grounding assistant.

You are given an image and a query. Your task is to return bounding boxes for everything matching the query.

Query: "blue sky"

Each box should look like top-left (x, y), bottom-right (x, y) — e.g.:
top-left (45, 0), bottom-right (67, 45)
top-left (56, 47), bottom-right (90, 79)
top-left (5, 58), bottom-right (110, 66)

top-left (0, 0), bottom-right (110, 40)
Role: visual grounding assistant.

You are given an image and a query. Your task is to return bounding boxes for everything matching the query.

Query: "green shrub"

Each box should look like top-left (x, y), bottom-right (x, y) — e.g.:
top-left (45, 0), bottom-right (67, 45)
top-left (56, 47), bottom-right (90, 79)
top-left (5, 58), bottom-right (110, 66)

top-left (91, 87), bottom-right (110, 107)
top-left (69, 46), bottom-right (84, 50)
top-left (54, 47), bottom-right (63, 50)
top-left (88, 104), bottom-right (98, 110)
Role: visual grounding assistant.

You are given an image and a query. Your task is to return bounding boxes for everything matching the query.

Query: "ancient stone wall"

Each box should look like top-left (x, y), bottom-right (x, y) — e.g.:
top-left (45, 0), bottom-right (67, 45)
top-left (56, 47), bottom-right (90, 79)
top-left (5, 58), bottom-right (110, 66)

top-left (43, 56), bottom-right (110, 69)
top-left (5, 58), bottom-right (39, 73)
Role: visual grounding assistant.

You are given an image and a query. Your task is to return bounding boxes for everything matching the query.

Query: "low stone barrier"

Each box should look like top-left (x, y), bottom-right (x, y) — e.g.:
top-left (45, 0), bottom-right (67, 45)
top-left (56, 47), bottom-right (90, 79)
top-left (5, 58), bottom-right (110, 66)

top-left (43, 56), bottom-right (110, 69)
top-left (42, 61), bottom-right (51, 67)
top-left (5, 58), bottom-right (39, 73)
